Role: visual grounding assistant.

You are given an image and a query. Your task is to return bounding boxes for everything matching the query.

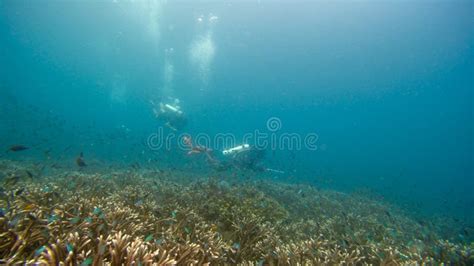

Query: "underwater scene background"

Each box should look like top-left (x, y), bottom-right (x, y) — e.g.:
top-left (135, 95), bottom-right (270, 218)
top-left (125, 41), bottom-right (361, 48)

top-left (0, 0), bottom-right (473, 264)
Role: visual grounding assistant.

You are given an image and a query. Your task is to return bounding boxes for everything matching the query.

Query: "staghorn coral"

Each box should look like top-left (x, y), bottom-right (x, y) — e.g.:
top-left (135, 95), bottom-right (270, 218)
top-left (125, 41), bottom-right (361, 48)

top-left (0, 159), bottom-right (472, 265)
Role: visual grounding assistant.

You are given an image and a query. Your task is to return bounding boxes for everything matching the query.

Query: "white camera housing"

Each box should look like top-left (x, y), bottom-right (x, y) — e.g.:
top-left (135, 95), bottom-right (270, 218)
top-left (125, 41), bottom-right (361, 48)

top-left (222, 144), bottom-right (250, 156)
top-left (161, 103), bottom-right (183, 115)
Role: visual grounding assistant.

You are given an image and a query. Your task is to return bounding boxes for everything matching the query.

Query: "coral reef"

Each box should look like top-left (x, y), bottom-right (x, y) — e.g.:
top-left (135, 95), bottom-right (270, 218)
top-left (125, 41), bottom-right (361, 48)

top-left (0, 159), bottom-right (473, 265)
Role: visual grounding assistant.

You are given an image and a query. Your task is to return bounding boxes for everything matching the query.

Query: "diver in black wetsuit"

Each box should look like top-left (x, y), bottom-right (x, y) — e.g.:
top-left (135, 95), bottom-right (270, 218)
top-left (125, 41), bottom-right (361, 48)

top-left (210, 144), bottom-right (266, 172)
top-left (152, 98), bottom-right (187, 131)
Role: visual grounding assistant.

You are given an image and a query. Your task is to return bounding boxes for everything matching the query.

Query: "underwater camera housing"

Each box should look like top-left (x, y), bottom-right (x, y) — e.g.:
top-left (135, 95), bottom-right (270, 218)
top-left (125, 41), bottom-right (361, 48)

top-left (152, 99), bottom-right (187, 131)
top-left (160, 103), bottom-right (183, 116)
top-left (222, 145), bottom-right (266, 172)
top-left (222, 144), bottom-right (250, 156)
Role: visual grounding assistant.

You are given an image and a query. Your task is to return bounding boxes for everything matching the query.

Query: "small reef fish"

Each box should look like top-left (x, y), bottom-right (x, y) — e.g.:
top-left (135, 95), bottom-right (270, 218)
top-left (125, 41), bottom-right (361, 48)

top-left (232, 242), bottom-right (241, 251)
top-left (144, 234), bottom-right (153, 242)
top-left (265, 168), bottom-right (285, 174)
top-left (25, 170), bottom-right (34, 179)
top-left (14, 188), bottom-right (25, 196)
top-left (23, 203), bottom-right (36, 211)
top-left (34, 246), bottom-right (46, 257)
top-left (76, 152), bottom-right (87, 167)
top-left (7, 145), bottom-right (29, 152)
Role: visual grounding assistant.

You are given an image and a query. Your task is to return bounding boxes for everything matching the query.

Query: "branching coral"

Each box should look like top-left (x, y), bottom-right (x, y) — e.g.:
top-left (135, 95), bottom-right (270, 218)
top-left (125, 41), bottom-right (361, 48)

top-left (0, 159), bottom-right (472, 265)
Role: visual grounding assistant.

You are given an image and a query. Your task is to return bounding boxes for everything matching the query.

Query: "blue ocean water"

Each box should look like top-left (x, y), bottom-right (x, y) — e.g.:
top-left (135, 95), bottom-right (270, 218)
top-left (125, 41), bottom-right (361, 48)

top-left (0, 0), bottom-right (472, 225)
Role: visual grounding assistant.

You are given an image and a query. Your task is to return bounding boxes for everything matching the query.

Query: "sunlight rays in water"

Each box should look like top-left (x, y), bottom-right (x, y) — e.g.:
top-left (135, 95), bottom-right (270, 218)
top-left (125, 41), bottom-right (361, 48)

top-left (189, 14), bottom-right (219, 90)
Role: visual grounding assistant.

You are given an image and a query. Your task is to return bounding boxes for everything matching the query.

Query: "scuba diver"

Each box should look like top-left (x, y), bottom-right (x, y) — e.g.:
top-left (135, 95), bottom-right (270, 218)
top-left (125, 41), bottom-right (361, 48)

top-left (215, 144), bottom-right (284, 174)
top-left (151, 98), bottom-right (187, 131)
top-left (221, 144), bottom-right (266, 172)
top-left (184, 138), bottom-right (270, 173)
